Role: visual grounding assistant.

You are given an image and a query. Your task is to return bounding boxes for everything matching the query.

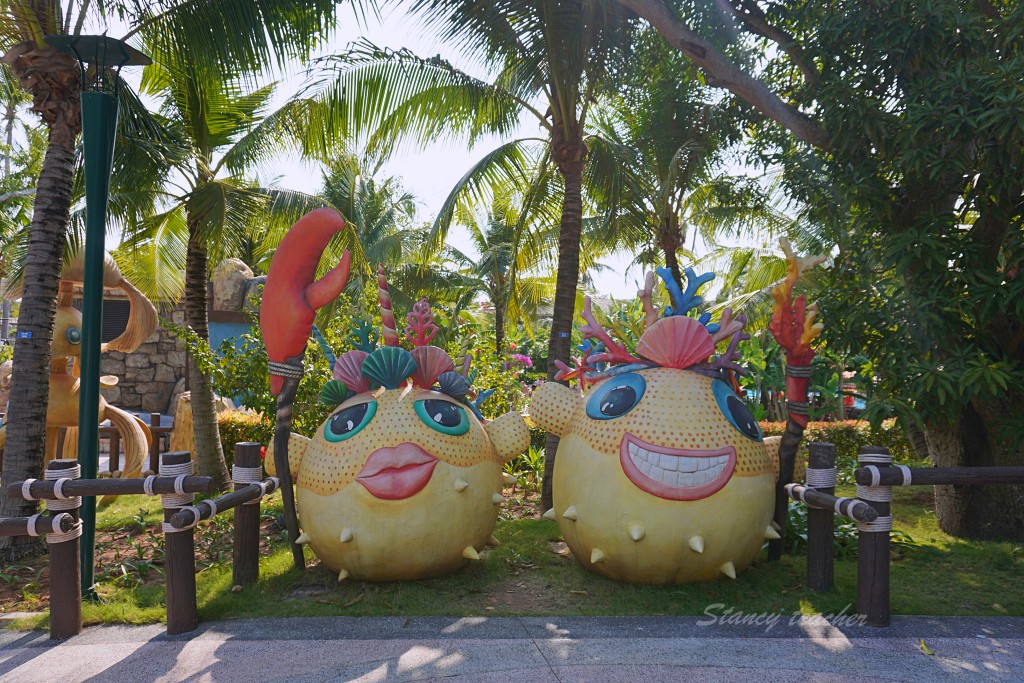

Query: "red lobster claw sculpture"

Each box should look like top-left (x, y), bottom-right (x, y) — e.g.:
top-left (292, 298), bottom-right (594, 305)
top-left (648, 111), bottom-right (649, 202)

top-left (261, 208), bottom-right (351, 568)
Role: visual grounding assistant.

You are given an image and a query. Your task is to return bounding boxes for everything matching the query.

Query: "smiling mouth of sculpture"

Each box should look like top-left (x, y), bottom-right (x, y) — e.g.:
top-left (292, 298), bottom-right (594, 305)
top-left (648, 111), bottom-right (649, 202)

top-left (356, 443), bottom-right (439, 500)
top-left (619, 434), bottom-right (736, 501)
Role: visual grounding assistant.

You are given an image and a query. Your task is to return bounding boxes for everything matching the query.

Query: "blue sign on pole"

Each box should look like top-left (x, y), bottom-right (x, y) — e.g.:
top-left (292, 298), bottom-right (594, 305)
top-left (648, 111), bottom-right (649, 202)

top-left (16, 331), bottom-right (31, 339)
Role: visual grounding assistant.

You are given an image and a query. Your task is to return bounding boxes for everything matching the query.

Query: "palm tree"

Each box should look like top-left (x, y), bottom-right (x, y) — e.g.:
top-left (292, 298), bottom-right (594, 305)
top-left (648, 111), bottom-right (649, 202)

top-left (304, 1), bottom-right (634, 508)
top-left (120, 48), bottom-right (371, 488)
top-left (449, 193), bottom-right (556, 353)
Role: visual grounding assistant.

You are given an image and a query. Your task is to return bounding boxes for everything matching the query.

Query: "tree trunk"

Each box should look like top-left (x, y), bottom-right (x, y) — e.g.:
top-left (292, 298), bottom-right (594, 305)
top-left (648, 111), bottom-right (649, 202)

top-left (184, 231), bottom-right (229, 490)
top-left (659, 214), bottom-right (683, 287)
top-left (0, 45), bottom-right (80, 558)
top-left (542, 124), bottom-right (586, 512)
top-left (494, 303), bottom-right (505, 354)
top-left (925, 401), bottom-right (1024, 540)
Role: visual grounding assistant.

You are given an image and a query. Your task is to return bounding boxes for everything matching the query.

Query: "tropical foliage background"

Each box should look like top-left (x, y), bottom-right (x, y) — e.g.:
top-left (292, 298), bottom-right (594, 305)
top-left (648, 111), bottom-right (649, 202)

top-left (1, 0), bottom-right (1021, 555)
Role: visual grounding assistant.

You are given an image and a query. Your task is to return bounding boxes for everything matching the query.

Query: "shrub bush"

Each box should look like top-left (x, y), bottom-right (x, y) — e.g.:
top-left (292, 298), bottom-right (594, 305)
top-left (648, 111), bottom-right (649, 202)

top-left (760, 419), bottom-right (916, 484)
top-left (217, 410), bottom-right (273, 468)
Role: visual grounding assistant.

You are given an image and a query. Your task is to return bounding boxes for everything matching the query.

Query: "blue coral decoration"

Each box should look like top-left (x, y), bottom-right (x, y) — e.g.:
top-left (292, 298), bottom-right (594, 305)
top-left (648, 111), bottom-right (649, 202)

top-left (347, 316), bottom-right (379, 354)
top-left (657, 266), bottom-right (714, 318)
top-left (320, 379), bottom-right (350, 407)
top-left (362, 346), bottom-right (418, 390)
top-left (311, 325), bottom-right (336, 368)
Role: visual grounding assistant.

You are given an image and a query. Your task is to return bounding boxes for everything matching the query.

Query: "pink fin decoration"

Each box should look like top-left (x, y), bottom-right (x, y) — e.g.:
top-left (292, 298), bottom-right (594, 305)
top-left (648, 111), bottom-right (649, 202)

top-left (334, 350), bottom-right (371, 393)
top-left (636, 316), bottom-right (716, 369)
top-left (409, 345), bottom-right (455, 388)
top-left (405, 298), bottom-right (439, 347)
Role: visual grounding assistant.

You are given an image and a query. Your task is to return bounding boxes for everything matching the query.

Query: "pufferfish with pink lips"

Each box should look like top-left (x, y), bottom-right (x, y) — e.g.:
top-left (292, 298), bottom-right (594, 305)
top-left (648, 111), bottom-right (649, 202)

top-left (267, 305), bottom-right (529, 581)
top-left (531, 268), bottom-right (786, 585)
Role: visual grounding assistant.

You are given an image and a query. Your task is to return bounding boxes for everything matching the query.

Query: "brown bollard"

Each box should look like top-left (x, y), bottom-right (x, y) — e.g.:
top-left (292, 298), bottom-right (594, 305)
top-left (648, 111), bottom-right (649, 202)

top-left (46, 459), bottom-right (83, 640)
top-left (232, 443), bottom-right (264, 587)
top-left (856, 446), bottom-right (892, 627)
top-left (160, 452), bottom-right (198, 635)
top-left (806, 442), bottom-right (837, 593)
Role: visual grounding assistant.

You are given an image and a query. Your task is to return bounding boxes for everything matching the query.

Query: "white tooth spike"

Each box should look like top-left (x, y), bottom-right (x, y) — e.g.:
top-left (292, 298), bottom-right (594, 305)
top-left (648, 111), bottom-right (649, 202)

top-left (771, 521), bottom-right (782, 531)
top-left (562, 506), bottom-right (579, 521)
top-left (339, 528), bottom-right (354, 543)
top-left (462, 546), bottom-right (481, 560)
top-left (590, 548), bottom-right (606, 564)
top-left (720, 562), bottom-right (737, 580)
top-left (453, 479), bottom-right (469, 492)
top-left (688, 536), bottom-right (705, 554)
top-left (486, 535), bottom-right (501, 547)
top-left (502, 472), bottom-right (517, 486)
top-left (764, 525), bottom-right (781, 540)
top-left (295, 532), bottom-right (311, 545)
top-left (543, 508), bottom-right (557, 521)
top-left (491, 493), bottom-right (504, 505)
top-left (628, 524), bottom-right (645, 542)
top-left (337, 569), bottom-right (350, 582)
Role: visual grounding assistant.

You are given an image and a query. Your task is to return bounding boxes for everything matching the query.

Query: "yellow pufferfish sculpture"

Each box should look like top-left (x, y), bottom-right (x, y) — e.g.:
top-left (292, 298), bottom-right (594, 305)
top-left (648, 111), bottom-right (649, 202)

top-left (531, 268), bottom-right (798, 585)
top-left (267, 290), bottom-right (529, 582)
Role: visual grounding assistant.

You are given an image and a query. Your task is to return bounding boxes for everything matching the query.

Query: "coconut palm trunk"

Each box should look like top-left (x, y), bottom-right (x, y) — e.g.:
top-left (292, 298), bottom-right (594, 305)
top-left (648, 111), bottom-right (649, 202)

top-left (542, 122), bottom-right (586, 511)
top-left (184, 225), bottom-right (229, 489)
top-left (0, 45), bottom-right (80, 556)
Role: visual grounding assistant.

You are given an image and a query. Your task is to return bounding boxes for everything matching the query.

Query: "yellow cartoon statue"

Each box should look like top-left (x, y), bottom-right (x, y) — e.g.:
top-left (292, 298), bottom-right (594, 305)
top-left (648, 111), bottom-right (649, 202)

top-left (531, 251), bottom-right (821, 585)
top-left (262, 210), bottom-right (529, 581)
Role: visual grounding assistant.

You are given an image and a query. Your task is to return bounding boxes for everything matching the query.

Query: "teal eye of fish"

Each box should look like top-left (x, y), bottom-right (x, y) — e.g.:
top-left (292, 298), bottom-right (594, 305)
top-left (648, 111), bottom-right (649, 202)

top-left (712, 380), bottom-right (762, 442)
top-left (65, 327), bottom-right (81, 345)
top-left (414, 399), bottom-right (469, 436)
top-left (586, 372), bottom-right (646, 420)
top-left (324, 401), bottom-right (377, 442)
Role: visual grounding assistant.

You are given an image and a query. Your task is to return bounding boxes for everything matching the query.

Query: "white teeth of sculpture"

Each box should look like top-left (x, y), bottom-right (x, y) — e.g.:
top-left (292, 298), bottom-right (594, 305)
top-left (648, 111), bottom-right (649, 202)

top-left (627, 441), bottom-right (729, 488)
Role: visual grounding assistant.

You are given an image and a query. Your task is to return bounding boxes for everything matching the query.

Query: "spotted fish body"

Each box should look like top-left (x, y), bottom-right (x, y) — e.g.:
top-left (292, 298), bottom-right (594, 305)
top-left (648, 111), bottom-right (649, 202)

top-left (532, 367), bottom-right (780, 584)
top-left (269, 386), bottom-right (528, 581)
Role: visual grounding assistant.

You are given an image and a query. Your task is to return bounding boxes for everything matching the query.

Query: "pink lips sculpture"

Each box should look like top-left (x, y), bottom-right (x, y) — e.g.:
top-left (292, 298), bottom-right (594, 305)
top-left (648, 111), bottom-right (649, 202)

top-left (356, 443), bottom-right (440, 500)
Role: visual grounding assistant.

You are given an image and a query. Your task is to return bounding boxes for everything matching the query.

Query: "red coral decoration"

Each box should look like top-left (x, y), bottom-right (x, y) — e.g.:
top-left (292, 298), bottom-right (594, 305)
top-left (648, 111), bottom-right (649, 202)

top-left (405, 298), bottom-right (439, 347)
top-left (580, 297), bottom-right (642, 366)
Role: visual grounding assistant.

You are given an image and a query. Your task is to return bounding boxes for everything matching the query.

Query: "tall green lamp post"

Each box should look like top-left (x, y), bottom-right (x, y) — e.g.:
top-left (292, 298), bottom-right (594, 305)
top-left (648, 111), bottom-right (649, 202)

top-left (43, 35), bottom-right (151, 597)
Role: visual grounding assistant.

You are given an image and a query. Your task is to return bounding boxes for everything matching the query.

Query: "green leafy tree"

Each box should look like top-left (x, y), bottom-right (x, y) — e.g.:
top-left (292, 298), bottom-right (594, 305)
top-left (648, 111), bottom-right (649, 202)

top-left (305, 1), bottom-right (635, 508)
top-left (621, 0), bottom-right (1024, 539)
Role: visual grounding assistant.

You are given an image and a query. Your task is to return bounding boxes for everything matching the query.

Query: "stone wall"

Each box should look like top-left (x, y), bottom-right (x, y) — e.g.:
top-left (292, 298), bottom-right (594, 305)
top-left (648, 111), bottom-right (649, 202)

top-left (100, 307), bottom-right (187, 414)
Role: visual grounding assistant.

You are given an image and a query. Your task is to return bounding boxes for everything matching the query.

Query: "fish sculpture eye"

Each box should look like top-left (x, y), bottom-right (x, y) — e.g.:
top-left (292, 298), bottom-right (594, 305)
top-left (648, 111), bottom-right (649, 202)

top-left (325, 401), bottom-right (377, 442)
top-left (712, 380), bottom-right (762, 442)
top-left (414, 399), bottom-right (469, 436)
top-left (585, 372), bottom-right (646, 420)
top-left (65, 327), bottom-right (82, 345)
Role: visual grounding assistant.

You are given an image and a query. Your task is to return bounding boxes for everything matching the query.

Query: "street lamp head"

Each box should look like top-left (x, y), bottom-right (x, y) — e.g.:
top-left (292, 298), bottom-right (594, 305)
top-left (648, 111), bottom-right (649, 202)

top-left (43, 34), bottom-right (151, 95)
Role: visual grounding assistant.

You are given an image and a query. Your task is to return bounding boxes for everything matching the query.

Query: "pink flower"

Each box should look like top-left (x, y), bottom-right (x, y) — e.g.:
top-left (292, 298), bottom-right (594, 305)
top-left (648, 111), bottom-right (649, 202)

top-left (510, 353), bottom-right (533, 368)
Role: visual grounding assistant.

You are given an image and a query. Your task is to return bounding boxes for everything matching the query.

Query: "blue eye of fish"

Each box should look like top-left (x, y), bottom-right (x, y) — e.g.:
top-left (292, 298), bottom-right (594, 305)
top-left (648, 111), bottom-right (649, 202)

top-left (325, 401), bottom-right (377, 442)
top-left (586, 372), bottom-right (646, 420)
top-left (712, 380), bottom-right (762, 441)
top-left (415, 399), bottom-right (469, 436)
top-left (65, 327), bottom-right (81, 345)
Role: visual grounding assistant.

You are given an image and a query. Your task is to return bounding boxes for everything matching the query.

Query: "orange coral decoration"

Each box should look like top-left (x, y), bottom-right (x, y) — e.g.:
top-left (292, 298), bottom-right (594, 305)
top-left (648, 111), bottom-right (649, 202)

top-left (768, 238), bottom-right (826, 428)
top-left (768, 238), bottom-right (825, 366)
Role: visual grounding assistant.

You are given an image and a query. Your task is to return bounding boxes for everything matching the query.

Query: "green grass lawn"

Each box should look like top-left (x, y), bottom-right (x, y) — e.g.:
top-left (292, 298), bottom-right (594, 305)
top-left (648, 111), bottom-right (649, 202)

top-left (5, 485), bottom-right (1022, 630)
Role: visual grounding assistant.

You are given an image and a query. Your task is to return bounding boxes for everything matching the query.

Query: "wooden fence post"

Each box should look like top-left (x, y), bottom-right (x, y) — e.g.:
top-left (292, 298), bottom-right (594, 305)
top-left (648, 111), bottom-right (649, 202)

top-left (45, 459), bottom-right (83, 639)
top-left (231, 443), bottom-right (264, 587)
top-left (806, 442), bottom-right (837, 592)
top-left (856, 446), bottom-right (893, 627)
top-left (160, 451), bottom-right (198, 635)
top-left (147, 413), bottom-right (163, 475)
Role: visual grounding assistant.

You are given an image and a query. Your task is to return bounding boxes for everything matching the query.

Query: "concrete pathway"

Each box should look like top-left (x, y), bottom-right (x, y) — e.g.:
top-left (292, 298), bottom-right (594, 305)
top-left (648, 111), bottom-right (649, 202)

top-left (1, 615), bottom-right (1021, 682)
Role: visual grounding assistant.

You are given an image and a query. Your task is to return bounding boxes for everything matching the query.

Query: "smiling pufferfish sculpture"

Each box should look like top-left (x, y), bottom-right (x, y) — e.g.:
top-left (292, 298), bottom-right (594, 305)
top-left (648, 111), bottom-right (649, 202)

top-left (532, 267), bottom-right (810, 585)
top-left (264, 228), bottom-right (529, 581)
